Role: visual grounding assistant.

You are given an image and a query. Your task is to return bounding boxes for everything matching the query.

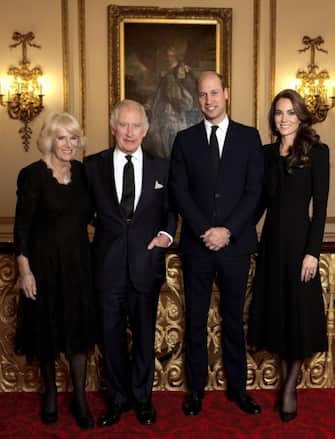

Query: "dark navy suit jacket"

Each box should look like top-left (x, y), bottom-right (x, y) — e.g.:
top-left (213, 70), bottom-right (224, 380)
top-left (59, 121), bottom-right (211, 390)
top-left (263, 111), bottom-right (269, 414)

top-left (84, 148), bottom-right (177, 292)
top-left (169, 119), bottom-right (264, 257)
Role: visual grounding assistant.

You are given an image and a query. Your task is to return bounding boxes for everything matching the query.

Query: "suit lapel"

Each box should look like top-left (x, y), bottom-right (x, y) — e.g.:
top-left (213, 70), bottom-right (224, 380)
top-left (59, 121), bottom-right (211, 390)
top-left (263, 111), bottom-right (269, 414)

top-left (133, 152), bottom-right (154, 219)
top-left (103, 147), bottom-right (122, 213)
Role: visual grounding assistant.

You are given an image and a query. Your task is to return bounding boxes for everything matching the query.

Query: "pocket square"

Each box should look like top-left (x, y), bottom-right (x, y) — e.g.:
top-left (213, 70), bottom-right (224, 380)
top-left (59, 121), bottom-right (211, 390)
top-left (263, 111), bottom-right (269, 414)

top-left (155, 180), bottom-right (164, 189)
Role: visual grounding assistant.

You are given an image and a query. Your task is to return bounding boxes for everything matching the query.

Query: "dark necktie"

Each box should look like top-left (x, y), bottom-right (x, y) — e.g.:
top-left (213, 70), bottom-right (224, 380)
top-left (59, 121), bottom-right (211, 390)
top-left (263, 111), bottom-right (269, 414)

top-left (120, 154), bottom-right (135, 220)
top-left (210, 125), bottom-right (220, 175)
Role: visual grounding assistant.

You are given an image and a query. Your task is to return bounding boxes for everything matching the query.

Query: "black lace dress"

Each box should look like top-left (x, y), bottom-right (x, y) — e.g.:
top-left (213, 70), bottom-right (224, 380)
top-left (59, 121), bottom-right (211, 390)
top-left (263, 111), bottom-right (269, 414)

top-left (14, 160), bottom-right (96, 361)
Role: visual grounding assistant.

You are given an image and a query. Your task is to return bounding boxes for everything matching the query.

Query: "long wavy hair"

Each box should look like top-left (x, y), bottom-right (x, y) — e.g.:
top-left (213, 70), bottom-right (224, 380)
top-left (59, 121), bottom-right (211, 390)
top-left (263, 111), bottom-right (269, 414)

top-left (269, 89), bottom-right (320, 173)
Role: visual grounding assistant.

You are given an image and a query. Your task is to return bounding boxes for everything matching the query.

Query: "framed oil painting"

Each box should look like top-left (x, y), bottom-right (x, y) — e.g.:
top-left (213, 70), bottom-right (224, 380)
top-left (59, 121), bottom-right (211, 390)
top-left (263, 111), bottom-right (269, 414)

top-left (108, 5), bottom-right (232, 158)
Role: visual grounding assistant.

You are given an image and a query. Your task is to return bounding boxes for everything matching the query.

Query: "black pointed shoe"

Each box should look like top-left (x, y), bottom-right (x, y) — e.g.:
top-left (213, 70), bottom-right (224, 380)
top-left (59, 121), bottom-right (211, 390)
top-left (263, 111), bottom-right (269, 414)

top-left (40, 392), bottom-right (58, 424)
top-left (41, 408), bottom-right (58, 425)
top-left (70, 399), bottom-right (94, 429)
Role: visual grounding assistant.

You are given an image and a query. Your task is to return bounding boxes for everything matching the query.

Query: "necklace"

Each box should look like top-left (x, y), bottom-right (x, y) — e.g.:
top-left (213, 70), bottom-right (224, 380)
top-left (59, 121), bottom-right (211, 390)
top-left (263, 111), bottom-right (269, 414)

top-left (63, 175), bottom-right (71, 184)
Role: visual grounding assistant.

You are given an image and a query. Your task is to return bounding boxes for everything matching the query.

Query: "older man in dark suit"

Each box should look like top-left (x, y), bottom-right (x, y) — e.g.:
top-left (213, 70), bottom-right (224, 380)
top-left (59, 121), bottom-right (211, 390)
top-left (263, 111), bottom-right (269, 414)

top-left (169, 71), bottom-right (263, 416)
top-left (84, 99), bottom-right (176, 426)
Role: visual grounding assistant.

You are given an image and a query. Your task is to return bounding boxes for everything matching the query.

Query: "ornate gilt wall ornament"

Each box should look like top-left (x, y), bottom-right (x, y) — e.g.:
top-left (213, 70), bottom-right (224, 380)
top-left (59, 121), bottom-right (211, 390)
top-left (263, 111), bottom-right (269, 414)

top-left (0, 32), bottom-right (45, 151)
top-left (0, 251), bottom-right (334, 392)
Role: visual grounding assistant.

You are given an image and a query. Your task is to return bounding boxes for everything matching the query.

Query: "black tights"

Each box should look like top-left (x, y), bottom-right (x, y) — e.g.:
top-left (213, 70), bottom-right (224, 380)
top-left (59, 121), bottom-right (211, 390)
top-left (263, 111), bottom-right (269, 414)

top-left (40, 353), bottom-right (89, 414)
top-left (280, 358), bottom-right (302, 413)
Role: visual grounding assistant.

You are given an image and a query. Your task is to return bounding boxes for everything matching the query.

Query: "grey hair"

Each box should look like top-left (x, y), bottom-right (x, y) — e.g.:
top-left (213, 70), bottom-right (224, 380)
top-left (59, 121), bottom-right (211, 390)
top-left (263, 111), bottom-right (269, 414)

top-left (110, 99), bottom-right (149, 132)
top-left (37, 112), bottom-right (86, 156)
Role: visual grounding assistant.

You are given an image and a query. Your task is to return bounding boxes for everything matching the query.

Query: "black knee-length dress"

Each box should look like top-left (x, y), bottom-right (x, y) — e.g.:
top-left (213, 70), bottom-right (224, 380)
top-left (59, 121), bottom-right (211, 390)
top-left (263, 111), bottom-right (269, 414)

top-left (14, 160), bottom-right (96, 361)
top-left (247, 143), bottom-right (329, 360)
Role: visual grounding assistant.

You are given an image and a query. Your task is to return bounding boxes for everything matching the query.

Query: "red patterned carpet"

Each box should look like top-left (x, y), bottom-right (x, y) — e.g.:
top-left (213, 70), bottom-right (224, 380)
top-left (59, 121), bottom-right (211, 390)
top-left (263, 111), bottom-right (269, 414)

top-left (0, 389), bottom-right (334, 438)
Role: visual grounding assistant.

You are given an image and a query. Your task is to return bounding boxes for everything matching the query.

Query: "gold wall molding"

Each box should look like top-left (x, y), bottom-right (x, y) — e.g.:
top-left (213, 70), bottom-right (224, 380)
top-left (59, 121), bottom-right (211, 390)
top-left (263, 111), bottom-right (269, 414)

top-left (61, 0), bottom-right (69, 112)
top-left (0, 249), bottom-right (334, 392)
top-left (270, 0), bottom-right (276, 106)
top-left (253, 0), bottom-right (260, 128)
top-left (78, 0), bottom-right (86, 133)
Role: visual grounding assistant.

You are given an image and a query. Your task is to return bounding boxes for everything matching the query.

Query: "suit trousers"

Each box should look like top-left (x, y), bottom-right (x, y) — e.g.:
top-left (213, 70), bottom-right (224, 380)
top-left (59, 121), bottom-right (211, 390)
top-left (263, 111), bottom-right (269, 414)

top-left (182, 252), bottom-right (250, 393)
top-left (98, 280), bottom-right (159, 406)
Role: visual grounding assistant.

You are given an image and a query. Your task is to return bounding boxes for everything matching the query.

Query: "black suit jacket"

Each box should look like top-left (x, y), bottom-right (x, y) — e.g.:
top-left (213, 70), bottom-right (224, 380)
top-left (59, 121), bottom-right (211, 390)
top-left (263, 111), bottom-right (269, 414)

top-left (169, 119), bottom-right (264, 256)
top-left (84, 148), bottom-right (177, 292)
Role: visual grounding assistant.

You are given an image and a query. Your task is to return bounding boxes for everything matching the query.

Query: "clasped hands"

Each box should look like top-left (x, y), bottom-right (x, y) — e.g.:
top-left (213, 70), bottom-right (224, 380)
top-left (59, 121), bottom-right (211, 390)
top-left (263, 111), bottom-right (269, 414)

top-left (201, 227), bottom-right (231, 252)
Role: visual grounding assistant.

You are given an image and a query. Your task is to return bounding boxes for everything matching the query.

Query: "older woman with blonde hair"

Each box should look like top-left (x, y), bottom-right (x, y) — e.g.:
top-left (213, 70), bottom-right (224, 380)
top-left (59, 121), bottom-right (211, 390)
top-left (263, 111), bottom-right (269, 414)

top-left (14, 112), bottom-right (96, 429)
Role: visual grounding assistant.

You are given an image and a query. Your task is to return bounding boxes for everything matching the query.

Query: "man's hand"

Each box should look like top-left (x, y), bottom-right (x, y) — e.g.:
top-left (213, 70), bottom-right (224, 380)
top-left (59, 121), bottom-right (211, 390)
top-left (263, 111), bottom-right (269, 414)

top-left (147, 234), bottom-right (170, 250)
top-left (201, 227), bottom-right (231, 251)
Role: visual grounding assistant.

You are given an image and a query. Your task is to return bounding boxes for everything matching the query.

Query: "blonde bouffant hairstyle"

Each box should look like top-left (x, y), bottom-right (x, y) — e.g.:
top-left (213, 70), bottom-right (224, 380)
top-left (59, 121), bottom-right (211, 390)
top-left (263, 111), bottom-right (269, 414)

top-left (37, 112), bottom-right (86, 156)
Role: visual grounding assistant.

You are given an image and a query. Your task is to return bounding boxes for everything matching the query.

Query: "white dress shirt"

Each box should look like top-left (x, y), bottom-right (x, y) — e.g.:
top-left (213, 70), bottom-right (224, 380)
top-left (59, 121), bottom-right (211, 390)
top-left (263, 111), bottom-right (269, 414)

top-left (113, 146), bottom-right (173, 245)
top-left (114, 146), bottom-right (143, 209)
top-left (204, 116), bottom-right (229, 157)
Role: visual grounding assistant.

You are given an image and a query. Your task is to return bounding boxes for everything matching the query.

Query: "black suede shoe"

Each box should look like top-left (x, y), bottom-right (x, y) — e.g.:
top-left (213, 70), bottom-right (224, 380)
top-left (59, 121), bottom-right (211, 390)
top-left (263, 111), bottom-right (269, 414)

top-left (41, 408), bottom-right (58, 425)
top-left (182, 391), bottom-right (204, 416)
top-left (135, 402), bottom-right (157, 425)
top-left (40, 392), bottom-right (58, 424)
top-left (227, 390), bottom-right (261, 415)
top-left (70, 399), bottom-right (94, 429)
top-left (98, 403), bottom-right (131, 427)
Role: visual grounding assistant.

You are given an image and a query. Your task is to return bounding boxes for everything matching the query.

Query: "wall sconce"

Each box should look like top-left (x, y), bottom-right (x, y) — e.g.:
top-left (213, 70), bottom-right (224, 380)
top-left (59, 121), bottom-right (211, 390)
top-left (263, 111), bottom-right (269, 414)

top-left (295, 36), bottom-right (335, 124)
top-left (0, 32), bottom-right (45, 151)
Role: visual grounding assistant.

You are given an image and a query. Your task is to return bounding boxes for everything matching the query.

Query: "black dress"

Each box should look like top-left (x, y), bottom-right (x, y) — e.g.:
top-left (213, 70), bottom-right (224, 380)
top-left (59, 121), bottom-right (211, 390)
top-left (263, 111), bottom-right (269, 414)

top-left (247, 143), bottom-right (329, 360)
top-left (14, 160), bottom-right (96, 361)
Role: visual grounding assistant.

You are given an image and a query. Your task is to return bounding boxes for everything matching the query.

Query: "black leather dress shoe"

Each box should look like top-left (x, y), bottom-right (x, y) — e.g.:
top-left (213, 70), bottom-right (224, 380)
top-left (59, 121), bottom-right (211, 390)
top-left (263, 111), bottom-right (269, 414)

top-left (280, 409), bottom-right (297, 422)
top-left (227, 391), bottom-right (261, 415)
top-left (70, 400), bottom-right (94, 429)
top-left (98, 403), bottom-right (131, 427)
top-left (135, 402), bottom-right (157, 425)
top-left (182, 391), bottom-right (204, 416)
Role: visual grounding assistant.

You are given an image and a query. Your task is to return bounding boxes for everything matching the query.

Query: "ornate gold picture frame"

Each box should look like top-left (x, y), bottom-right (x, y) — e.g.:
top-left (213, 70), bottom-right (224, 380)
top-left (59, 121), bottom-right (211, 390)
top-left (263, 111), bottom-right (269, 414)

top-left (108, 5), bottom-right (232, 158)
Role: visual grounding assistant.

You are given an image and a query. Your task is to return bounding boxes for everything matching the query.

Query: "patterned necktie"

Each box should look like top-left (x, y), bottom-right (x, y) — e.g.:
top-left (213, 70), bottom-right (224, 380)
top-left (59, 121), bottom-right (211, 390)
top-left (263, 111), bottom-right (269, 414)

top-left (120, 154), bottom-right (135, 220)
top-left (210, 125), bottom-right (220, 175)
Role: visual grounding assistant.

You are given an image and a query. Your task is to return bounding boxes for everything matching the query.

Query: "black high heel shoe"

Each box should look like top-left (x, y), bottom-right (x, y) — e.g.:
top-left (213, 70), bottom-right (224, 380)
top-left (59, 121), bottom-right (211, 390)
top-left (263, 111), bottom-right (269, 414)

top-left (279, 391), bottom-right (297, 423)
top-left (41, 393), bottom-right (58, 424)
top-left (70, 399), bottom-right (94, 429)
top-left (280, 408), bottom-right (297, 422)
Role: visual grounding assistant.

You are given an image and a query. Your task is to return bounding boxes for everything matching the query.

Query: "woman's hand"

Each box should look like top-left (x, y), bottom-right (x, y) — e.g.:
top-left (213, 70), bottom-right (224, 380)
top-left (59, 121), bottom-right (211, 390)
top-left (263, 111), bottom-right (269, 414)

top-left (19, 272), bottom-right (37, 300)
top-left (301, 254), bottom-right (318, 283)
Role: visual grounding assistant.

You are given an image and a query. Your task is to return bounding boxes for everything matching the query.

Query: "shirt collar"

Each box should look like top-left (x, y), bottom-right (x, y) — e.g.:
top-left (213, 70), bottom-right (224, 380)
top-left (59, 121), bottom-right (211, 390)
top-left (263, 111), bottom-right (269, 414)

top-left (204, 115), bottom-right (229, 132)
top-left (114, 145), bottom-right (143, 162)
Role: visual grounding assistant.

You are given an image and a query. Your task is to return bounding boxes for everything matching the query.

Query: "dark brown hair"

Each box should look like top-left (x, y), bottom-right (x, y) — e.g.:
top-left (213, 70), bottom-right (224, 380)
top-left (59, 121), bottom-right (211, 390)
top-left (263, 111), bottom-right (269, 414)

top-left (269, 89), bottom-right (320, 173)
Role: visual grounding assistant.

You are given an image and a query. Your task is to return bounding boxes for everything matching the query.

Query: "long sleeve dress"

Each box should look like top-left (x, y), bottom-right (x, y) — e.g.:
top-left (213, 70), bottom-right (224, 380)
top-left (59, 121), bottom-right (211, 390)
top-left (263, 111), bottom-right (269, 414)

top-left (14, 160), bottom-right (96, 362)
top-left (247, 143), bottom-right (329, 360)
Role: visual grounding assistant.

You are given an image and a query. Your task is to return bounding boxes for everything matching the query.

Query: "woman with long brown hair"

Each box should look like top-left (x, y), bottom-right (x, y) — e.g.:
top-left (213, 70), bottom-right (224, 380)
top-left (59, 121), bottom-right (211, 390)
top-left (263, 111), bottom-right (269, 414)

top-left (248, 89), bottom-right (329, 422)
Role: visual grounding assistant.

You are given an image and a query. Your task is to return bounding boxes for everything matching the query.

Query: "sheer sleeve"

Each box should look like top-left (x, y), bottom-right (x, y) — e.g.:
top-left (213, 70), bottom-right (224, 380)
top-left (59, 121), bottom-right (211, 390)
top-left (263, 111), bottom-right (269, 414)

top-left (14, 165), bottom-right (41, 257)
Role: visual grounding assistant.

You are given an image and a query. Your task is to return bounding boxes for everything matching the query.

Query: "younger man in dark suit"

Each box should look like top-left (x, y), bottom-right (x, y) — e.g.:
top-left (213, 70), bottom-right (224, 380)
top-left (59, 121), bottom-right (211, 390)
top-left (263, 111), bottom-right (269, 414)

top-left (84, 99), bottom-right (176, 426)
top-left (169, 71), bottom-right (263, 416)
